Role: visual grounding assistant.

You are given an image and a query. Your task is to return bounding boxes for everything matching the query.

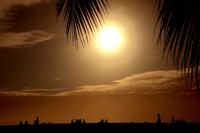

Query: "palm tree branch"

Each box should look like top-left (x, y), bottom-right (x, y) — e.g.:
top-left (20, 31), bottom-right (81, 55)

top-left (155, 0), bottom-right (200, 89)
top-left (56, 0), bottom-right (109, 48)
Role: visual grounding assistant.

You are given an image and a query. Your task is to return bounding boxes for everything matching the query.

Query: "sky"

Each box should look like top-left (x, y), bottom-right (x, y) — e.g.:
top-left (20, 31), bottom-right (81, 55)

top-left (0, 0), bottom-right (200, 124)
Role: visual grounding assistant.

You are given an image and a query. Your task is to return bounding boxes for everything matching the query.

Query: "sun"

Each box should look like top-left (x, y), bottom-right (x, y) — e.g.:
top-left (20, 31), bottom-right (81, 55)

top-left (96, 25), bottom-right (122, 53)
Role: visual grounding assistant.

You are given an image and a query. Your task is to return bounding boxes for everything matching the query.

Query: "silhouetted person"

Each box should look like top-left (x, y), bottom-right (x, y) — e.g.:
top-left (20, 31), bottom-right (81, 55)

top-left (156, 113), bottom-right (161, 124)
top-left (34, 116), bottom-right (40, 126)
top-left (100, 119), bottom-right (104, 124)
top-left (71, 119), bottom-right (74, 124)
top-left (75, 119), bottom-right (78, 124)
top-left (25, 121), bottom-right (29, 126)
top-left (75, 118), bottom-right (82, 125)
top-left (172, 117), bottom-right (175, 123)
top-left (19, 121), bottom-right (23, 126)
top-left (78, 119), bottom-right (82, 124)
top-left (82, 119), bottom-right (86, 124)
top-left (182, 119), bottom-right (186, 123)
top-left (105, 119), bottom-right (108, 123)
top-left (100, 119), bottom-right (108, 124)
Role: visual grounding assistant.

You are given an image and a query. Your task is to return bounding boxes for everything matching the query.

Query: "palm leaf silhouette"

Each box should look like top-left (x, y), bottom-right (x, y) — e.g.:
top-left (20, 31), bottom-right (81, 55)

top-left (156, 0), bottom-right (200, 89)
top-left (56, 0), bottom-right (108, 48)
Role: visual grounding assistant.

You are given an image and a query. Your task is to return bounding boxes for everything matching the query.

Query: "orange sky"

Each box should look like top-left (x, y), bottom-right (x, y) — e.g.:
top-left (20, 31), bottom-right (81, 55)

top-left (1, 93), bottom-right (200, 125)
top-left (0, 0), bottom-right (200, 124)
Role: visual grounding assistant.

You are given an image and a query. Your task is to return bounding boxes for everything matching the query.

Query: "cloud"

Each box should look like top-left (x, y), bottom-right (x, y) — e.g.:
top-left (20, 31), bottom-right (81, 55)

top-left (0, 90), bottom-right (40, 96)
top-left (57, 70), bottom-right (189, 96)
top-left (0, 88), bottom-right (65, 96)
top-left (0, 1), bottom-right (54, 47)
top-left (0, 69), bottom-right (194, 96)
top-left (0, 30), bottom-right (55, 47)
top-left (0, 0), bottom-right (49, 19)
top-left (0, 0), bottom-right (51, 31)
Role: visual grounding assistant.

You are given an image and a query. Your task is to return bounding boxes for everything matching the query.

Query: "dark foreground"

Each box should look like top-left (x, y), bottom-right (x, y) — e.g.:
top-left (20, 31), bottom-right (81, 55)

top-left (0, 123), bottom-right (200, 132)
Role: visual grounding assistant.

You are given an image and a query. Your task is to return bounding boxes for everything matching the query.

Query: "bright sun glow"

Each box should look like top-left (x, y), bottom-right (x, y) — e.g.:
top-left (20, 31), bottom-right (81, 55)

top-left (97, 25), bottom-right (122, 53)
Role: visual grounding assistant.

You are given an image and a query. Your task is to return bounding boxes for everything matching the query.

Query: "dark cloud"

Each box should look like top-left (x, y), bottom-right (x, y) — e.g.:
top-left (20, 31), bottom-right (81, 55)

top-left (0, 30), bottom-right (55, 47)
top-left (0, 0), bottom-right (49, 19)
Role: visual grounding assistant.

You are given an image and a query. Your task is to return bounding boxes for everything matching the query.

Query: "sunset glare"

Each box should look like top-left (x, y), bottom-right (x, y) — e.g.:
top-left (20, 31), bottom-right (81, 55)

top-left (97, 25), bottom-right (122, 53)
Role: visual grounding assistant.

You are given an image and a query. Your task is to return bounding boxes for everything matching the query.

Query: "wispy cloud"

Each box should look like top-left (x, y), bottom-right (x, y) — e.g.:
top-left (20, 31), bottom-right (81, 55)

top-left (57, 70), bottom-right (188, 96)
top-left (0, 90), bottom-right (40, 96)
top-left (0, 88), bottom-right (65, 96)
top-left (0, 30), bottom-right (55, 47)
top-left (0, 70), bottom-right (194, 96)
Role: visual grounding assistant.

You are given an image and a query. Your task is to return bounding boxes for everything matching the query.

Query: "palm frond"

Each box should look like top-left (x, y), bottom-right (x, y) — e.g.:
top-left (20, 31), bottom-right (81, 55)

top-left (56, 0), bottom-right (109, 48)
top-left (155, 0), bottom-right (200, 89)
